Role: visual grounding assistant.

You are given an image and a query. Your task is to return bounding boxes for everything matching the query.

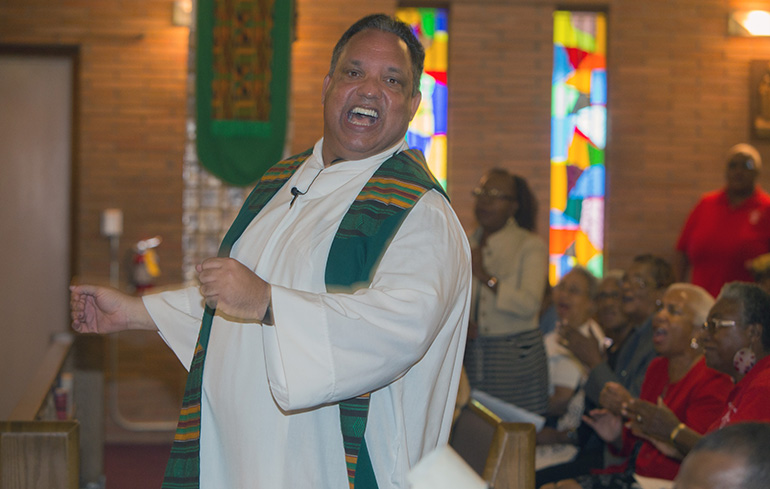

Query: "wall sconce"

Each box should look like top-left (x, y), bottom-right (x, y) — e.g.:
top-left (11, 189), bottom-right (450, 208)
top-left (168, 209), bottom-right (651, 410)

top-left (172, 0), bottom-right (193, 27)
top-left (729, 10), bottom-right (770, 36)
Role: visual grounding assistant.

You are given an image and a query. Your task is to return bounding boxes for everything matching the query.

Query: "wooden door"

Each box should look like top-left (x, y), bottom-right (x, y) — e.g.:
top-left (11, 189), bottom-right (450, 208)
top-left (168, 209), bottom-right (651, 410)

top-left (0, 48), bottom-right (76, 418)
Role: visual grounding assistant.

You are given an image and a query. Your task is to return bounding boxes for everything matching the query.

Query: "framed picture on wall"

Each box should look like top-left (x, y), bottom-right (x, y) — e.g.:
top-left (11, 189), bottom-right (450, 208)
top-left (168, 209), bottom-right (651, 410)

top-left (751, 60), bottom-right (770, 139)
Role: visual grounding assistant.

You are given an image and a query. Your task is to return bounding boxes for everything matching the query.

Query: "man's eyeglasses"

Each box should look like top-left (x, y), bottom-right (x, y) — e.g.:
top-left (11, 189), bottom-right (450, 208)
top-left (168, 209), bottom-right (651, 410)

top-left (727, 158), bottom-right (756, 171)
top-left (472, 187), bottom-right (515, 201)
top-left (701, 318), bottom-right (737, 335)
top-left (621, 275), bottom-right (649, 290)
top-left (596, 291), bottom-right (621, 301)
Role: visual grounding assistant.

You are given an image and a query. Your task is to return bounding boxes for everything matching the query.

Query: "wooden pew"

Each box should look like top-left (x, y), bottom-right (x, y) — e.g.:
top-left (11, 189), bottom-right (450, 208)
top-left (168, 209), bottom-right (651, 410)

top-left (450, 399), bottom-right (536, 489)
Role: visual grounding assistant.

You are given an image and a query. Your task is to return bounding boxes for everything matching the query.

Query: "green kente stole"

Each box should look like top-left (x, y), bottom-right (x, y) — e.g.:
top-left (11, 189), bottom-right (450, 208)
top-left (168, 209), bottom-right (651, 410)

top-left (162, 148), bottom-right (446, 489)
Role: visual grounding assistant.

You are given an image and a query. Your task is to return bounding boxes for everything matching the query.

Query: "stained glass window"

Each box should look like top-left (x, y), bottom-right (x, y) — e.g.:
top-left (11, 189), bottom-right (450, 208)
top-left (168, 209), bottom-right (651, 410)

top-left (396, 7), bottom-right (448, 189)
top-left (550, 10), bottom-right (607, 284)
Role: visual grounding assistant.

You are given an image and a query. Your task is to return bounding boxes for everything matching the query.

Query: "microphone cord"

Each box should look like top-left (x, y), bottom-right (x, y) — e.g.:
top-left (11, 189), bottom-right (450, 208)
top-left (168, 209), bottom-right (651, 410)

top-left (290, 168), bottom-right (324, 208)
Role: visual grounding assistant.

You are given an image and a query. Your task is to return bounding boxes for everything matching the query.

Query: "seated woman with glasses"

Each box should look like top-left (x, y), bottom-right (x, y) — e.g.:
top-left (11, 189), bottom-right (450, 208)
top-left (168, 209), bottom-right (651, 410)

top-left (541, 283), bottom-right (734, 489)
top-left (463, 168), bottom-right (550, 415)
top-left (536, 266), bottom-right (605, 470)
top-left (616, 282), bottom-right (770, 463)
top-left (536, 258), bottom-right (671, 487)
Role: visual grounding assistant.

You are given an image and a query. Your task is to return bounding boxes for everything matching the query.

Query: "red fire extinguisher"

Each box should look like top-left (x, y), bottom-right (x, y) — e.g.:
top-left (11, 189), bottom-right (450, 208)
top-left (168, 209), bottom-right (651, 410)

top-left (131, 236), bottom-right (162, 295)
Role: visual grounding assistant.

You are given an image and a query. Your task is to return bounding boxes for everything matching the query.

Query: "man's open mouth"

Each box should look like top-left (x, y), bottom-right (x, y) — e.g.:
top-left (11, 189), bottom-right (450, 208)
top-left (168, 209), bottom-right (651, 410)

top-left (348, 107), bottom-right (379, 126)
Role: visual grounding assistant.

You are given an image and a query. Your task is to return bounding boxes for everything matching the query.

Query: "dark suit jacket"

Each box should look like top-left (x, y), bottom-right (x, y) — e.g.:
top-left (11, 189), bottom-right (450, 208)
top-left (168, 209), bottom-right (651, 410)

top-left (584, 316), bottom-right (657, 405)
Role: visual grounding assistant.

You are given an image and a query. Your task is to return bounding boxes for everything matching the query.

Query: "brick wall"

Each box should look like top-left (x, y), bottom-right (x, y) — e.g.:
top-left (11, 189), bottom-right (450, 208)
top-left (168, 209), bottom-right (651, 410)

top-left (1, 0), bottom-right (189, 287)
top-left (3, 0), bottom-right (770, 440)
top-left (0, 0), bottom-right (191, 442)
top-left (292, 0), bottom-right (770, 270)
top-left (4, 0), bottom-right (770, 290)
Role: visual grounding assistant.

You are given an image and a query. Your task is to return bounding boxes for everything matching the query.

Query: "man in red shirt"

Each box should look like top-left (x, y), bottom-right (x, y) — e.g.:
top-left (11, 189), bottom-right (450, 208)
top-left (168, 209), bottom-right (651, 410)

top-left (675, 143), bottom-right (770, 297)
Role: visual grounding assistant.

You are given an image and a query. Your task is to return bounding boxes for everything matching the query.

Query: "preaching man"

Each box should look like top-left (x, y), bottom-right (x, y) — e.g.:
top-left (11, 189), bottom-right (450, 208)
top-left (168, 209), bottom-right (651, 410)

top-left (70, 13), bottom-right (471, 489)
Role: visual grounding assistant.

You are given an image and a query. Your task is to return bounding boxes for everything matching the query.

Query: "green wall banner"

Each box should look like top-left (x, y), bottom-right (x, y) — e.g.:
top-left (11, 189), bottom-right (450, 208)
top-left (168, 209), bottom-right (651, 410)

top-left (196, 0), bottom-right (291, 185)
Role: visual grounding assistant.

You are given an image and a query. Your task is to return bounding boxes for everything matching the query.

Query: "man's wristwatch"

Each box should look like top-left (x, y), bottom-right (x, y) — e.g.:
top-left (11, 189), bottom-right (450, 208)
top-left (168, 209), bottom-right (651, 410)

top-left (486, 276), bottom-right (498, 289)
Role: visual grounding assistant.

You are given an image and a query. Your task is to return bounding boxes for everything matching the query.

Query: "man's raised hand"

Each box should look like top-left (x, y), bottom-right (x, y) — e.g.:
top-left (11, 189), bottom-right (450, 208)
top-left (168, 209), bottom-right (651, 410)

top-left (70, 284), bottom-right (155, 334)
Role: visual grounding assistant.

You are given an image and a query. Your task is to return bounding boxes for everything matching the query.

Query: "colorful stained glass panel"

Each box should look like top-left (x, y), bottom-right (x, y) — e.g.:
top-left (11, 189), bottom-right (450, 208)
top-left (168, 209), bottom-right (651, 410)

top-left (550, 11), bottom-right (607, 284)
top-left (396, 7), bottom-right (449, 189)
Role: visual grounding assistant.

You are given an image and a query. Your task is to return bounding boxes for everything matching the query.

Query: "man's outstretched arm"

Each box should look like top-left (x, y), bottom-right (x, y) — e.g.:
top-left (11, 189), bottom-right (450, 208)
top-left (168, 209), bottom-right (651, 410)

top-left (70, 284), bottom-right (157, 334)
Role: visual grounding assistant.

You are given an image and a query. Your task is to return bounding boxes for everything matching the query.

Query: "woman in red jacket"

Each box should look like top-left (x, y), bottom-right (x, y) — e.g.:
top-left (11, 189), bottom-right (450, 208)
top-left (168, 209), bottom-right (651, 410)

top-left (541, 283), bottom-right (734, 489)
top-left (620, 282), bottom-right (770, 459)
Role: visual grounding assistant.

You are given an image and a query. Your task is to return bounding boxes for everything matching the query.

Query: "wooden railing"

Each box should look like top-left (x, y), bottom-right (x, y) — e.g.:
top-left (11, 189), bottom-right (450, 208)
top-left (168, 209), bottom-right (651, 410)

top-left (1, 333), bottom-right (80, 489)
top-left (8, 333), bottom-right (73, 421)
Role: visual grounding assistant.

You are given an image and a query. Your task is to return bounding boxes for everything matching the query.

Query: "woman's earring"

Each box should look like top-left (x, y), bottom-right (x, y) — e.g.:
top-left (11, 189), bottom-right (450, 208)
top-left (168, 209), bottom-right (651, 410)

top-left (733, 347), bottom-right (757, 375)
top-left (690, 337), bottom-right (700, 350)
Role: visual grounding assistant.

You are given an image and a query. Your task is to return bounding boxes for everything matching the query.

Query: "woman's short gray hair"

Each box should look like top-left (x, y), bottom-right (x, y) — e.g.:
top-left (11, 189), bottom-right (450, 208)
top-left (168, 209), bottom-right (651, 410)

top-left (667, 283), bottom-right (714, 327)
top-left (718, 282), bottom-right (770, 350)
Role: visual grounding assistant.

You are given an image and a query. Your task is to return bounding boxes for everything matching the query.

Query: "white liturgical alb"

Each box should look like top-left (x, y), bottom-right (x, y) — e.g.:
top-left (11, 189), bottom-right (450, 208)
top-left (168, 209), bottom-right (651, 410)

top-left (143, 139), bottom-right (472, 489)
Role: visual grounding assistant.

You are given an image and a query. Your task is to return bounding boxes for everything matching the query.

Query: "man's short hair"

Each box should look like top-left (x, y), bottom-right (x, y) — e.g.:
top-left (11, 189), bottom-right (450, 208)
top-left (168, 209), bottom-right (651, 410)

top-left (726, 143), bottom-right (762, 171)
top-left (691, 422), bottom-right (770, 489)
top-left (632, 254), bottom-right (675, 290)
top-left (328, 13), bottom-right (425, 97)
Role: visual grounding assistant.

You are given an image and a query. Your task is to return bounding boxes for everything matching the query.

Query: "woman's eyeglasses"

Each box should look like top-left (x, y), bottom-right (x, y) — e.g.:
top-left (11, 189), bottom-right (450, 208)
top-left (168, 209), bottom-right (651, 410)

top-left (656, 301), bottom-right (686, 317)
top-left (472, 188), bottom-right (514, 201)
top-left (701, 318), bottom-right (737, 335)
